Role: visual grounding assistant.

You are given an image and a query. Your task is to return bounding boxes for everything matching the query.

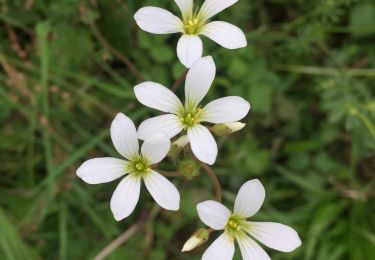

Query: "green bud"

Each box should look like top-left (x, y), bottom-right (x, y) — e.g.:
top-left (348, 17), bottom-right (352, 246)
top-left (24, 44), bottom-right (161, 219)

top-left (168, 135), bottom-right (189, 158)
top-left (181, 228), bottom-right (209, 252)
top-left (178, 157), bottom-right (200, 180)
top-left (212, 122), bottom-right (246, 136)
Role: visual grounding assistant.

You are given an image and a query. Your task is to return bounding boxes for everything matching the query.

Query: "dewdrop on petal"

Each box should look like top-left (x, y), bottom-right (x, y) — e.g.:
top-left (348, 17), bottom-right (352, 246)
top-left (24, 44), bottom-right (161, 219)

top-left (182, 228), bottom-right (209, 252)
top-left (212, 122), bottom-right (246, 136)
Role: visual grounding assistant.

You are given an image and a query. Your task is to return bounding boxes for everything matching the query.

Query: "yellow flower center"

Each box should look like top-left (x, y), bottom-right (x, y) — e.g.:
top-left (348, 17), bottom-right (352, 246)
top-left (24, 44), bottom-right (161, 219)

top-left (183, 17), bottom-right (203, 35)
top-left (127, 155), bottom-right (151, 177)
top-left (179, 107), bottom-right (204, 128)
top-left (225, 215), bottom-right (248, 239)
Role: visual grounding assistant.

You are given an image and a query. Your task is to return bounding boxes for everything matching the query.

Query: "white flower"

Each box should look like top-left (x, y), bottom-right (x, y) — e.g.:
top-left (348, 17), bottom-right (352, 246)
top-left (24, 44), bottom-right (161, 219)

top-left (134, 0), bottom-right (247, 68)
top-left (76, 113), bottom-right (180, 221)
top-left (134, 56), bottom-right (250, 165)
top-left (196, 179), bottom-right (302, 260)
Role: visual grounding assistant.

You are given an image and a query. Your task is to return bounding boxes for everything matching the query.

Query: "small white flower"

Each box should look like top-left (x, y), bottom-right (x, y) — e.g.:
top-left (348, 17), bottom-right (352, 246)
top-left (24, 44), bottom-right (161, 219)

top-left (196, 179), bottom-right (302, 260)
top-left (134, 56), bottom-right (250, 165)
top-left (77, 113), bottom-right (180, 221)
top-left (134, 0), bottom-right (247, 68)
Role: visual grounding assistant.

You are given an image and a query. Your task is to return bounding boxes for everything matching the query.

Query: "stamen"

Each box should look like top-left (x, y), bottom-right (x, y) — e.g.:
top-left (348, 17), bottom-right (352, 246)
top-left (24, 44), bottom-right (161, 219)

top-left (127, 155), bottom-right (151, 177)
top-left (179, 108), bottom-right (203, 128)
top-left (225, 216), bottom-right (246, 238)
top-left (184, 17), bottom-right (203, 35)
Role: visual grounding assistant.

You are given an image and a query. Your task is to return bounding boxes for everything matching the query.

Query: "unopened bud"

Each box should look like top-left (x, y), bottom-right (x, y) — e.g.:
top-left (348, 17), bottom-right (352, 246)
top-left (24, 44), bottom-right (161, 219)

top-left (178, 156), bottom-right (200, 180)
top-left (182, 228), bottom-right (209, 252)
top-left (168, 135), bottom-right (189, 158)
top-left (212, 122), bottom-right (246, 136)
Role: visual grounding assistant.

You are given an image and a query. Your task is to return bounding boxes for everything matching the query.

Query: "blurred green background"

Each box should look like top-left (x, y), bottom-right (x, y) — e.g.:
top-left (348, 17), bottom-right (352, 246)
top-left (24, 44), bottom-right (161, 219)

top-left (1, 0), bottom-right (375, 259)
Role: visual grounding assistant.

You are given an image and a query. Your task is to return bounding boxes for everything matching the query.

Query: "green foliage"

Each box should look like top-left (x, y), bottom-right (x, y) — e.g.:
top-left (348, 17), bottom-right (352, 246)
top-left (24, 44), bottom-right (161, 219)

top-left (0, 0), bottom-right (374, 259)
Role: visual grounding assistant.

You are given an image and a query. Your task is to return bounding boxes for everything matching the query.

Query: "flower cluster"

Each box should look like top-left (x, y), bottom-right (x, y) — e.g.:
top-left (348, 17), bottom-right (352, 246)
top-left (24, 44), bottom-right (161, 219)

top-left (77, 0), bottom-right (301, 259)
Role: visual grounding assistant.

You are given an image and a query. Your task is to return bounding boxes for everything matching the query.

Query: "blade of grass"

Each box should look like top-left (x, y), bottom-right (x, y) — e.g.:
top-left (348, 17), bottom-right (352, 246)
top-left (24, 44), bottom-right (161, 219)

top-left (0, 208), bottom-right (40, 260)
top-left (36, 22), bottom-right (53, 178)
top-left (59, 202), bottom-right (68, 260)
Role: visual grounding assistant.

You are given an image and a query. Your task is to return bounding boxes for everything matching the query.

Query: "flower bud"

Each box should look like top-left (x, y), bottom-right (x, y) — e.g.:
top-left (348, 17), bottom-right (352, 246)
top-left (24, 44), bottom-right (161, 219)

top-left (168, 135), bottom-right (189, 158)
top-left (177, 156), bottom-right (200, 180)
top-left (182, 228), bottom-right (209, 252)
top-left (212, 122), bottom-right (246, 136)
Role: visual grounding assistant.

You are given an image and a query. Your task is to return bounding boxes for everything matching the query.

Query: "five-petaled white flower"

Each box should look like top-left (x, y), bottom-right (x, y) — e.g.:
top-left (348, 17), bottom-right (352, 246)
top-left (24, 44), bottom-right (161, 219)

top-left (134, 56), bottom-right (250, 165)
top-left (134, 0), bottom-right (247, 68)
top-left (196, 179), bottom-right (301, 260)
top-left (77, 113), bottom-right (180, 221)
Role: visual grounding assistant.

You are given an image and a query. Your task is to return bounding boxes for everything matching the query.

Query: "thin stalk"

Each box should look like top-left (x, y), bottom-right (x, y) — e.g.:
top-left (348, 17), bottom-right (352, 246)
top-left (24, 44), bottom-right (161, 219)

top-left (37, 23), bottom-right (53, 176)
top-left (202, 164), bottom-right (222, 202)
top-left (88, 22), bottom-right (144, 81)
top-left (273, 64), bottom-right (375, 77)
top-left (93, 206), bottom-right (159, 260)
top-left (158, 170), bottom-right (180, 177)
top-left (171, 69), bottom-right (188, 92)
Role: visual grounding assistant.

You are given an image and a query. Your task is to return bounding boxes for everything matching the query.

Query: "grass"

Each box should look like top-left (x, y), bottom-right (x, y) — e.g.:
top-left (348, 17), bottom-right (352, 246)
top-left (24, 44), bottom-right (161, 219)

top-left (0, 0), bottom-right (375, 259)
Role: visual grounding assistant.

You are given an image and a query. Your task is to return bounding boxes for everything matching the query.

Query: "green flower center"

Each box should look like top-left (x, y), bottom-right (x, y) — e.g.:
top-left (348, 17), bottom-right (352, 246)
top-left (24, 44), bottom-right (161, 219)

top-left (183, 17), bottom-right (204, 35)
top-left (179, 107), bottom-right (204, 128)
top-left (225, 215), bottom-right (248, 239)
top-left (127, 155), bottom-right (151, 177)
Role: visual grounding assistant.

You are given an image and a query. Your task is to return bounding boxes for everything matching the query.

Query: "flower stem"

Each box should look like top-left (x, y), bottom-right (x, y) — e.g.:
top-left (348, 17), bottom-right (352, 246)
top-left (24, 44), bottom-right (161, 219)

top-left (84, 3), bottom-right (144, 81)
top-left (171, 69), bottom-right (188, 92)
top-left (159, 170), bottom-right (180, 177)
top-left (93, 206), bottom-right (159, 260)
top-left (93, 222), bottom-right (142, 260)
top-left (202, 164), bottom-right (222, 202)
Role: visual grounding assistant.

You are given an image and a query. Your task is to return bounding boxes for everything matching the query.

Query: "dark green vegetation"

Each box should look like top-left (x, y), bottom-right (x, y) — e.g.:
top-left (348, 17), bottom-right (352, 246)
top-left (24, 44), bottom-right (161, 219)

top-left (1, 0), bottom-right (375, 259)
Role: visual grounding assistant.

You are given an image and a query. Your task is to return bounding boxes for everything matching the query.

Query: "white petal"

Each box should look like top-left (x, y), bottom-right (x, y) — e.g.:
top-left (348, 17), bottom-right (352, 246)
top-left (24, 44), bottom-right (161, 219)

top-left (177, 35), bottom-right (203, 68)
top-left (134, 7), bottom-right (183, 34)
top-left (234, 179), bottom-right (265, 218)
top-left (144, 170), bottom-right (180, 210)
top-left (196, 200), bottom-right (230, 230)
top-left (110, 113), bottom-right (139, 159)
top-left (202, 233), bottom-right (235, 260)
top-left (236, 234), bottom-right (270, 260)
top-left (187, 125), bottom-right (217, 165)
top-left (137, 114), bottom-right (183, 140)
top-left (199, 0), bottom-right (239, 20)
top-left (185, 56), bottom-right (216, 109)
top-left (77, 158), bottom-right (128, 184)
top-left (175, 0), bottom-right (193, 20)
top-left (110, 175), bottom-right (141, 221)
top-left (141, 133), bottom-right (171, 164)
top-left (202, 96), bottom-right (250, 124)
top-left (134, 81), bottom-right (183, 114)
top-left (201, 21), bottom-right (247, 49)
top-left (246, 222), bottom-right (302, 252)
